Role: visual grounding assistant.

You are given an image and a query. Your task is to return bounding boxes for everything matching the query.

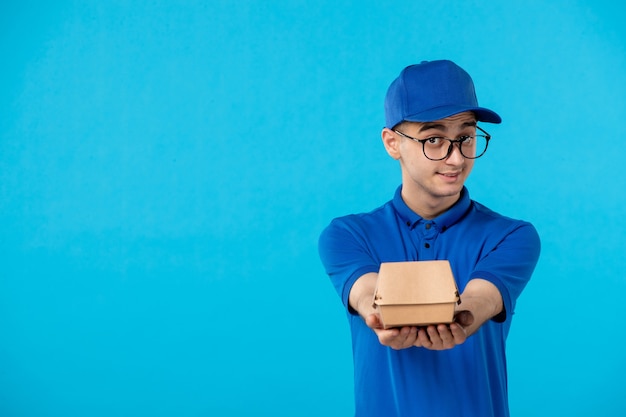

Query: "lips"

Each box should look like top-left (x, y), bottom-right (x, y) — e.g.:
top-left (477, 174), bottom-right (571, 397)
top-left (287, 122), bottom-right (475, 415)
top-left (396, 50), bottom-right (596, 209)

top-left (437, 171), bottom-right (462, 182)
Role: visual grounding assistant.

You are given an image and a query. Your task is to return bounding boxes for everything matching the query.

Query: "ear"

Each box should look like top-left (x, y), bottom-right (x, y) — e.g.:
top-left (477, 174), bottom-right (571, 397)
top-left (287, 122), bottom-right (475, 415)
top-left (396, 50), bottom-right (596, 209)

top-left (381, 128), bottom-right (401, 160)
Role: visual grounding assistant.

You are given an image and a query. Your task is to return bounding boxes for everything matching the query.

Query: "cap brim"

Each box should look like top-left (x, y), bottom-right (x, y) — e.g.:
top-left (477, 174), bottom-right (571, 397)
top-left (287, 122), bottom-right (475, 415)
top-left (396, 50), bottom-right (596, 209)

top-left (403, 105), bottom-right (502, 124)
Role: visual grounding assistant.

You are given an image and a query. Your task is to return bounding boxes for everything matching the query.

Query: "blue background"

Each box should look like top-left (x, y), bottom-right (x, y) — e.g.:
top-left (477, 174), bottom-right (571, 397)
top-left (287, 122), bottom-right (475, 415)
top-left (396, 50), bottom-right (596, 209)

top-left (1, 1), bottom-right (625, 416)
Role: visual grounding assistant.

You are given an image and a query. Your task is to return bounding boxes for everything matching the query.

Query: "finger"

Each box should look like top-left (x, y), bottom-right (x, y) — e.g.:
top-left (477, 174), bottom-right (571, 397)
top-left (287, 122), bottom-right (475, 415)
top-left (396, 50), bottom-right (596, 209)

top-left (377, 328), bottom-right (399, 346)
top-left (385, 326), bottom-right (417, 350)
top-left (397, 326), bottom-right (418, 349)
top-left (437, 324), bottom-right (456, 349)
top-left (454, 310), bottom-right (475, 327)
top-left (365, 313), bottom-right (384, 330)
top-left (416, 326), bottom-right (437, 349)
top-left (426, 325), bottom-right (445, 349)
top-left (449, 323), bottom-right (468, 344)
top-left (366, 314), bottom-right (406, 347)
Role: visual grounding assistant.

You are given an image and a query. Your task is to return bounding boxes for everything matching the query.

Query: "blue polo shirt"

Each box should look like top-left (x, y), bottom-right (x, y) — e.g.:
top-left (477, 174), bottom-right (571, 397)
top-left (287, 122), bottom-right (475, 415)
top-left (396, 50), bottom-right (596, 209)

top-left (318, 186), bottom-right (540, 417)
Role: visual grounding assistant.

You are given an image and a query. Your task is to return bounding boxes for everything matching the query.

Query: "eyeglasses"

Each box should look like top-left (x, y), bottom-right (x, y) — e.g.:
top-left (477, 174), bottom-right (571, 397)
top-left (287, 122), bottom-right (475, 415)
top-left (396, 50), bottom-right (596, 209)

top-left (392, 126), bottom-right (491, 161)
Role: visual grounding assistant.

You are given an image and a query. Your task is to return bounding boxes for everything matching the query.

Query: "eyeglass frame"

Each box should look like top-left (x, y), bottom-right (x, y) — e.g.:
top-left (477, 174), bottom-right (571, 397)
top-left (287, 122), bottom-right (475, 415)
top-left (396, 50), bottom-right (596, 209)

top-left (392, 125), bottom-right (491, 161)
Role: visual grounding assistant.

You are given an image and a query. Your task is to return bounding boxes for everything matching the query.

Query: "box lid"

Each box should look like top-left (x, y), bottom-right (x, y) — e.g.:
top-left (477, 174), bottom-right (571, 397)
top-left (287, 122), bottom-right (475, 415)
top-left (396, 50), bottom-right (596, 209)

top-left (374, 260), bottom-right (460, 306)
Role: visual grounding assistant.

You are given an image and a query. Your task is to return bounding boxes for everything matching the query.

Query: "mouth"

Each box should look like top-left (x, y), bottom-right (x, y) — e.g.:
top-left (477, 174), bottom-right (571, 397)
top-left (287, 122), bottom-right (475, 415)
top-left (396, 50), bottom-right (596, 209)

top-left (437, 171), bottom-right (463, 182)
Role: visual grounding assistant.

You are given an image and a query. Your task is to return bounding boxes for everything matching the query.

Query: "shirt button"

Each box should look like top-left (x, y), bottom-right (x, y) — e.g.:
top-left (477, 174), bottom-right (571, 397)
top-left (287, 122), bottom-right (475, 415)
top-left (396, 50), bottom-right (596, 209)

top-left (424, 243), bottom-right (431, 248)
top-left (425, 223), bottom-right (431, 229)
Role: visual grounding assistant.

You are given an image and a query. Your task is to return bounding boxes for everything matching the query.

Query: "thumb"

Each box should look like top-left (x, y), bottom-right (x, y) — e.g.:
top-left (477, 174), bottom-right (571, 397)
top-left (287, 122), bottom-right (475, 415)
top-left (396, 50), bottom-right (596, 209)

top-left (365, 313), bottom-right (384, 330)
top-left (454, 310), bottom-right (474, 327)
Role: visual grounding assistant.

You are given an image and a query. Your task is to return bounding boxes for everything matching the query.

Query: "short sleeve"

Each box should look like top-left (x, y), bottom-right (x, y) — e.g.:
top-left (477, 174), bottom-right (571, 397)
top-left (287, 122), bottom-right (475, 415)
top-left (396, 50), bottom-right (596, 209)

top-left (470, 222), bottom-right (541, 322)
top-left (318, 218), bottom-right (380, 311)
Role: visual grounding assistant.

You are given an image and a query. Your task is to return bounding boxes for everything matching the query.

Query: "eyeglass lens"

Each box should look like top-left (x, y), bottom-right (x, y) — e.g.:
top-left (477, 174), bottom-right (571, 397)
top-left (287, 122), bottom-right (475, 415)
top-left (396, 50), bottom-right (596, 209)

top-left (423, 136), bottom-right (488, 160)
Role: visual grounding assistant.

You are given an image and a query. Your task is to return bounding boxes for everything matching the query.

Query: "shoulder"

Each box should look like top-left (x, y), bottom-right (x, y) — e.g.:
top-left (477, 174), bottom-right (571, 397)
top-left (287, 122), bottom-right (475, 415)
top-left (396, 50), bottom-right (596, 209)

top-left (467, 200), bottom-right (541, 245)
top-left (470, 200), bottom-right (534, 226)
top-left (322, 200), bottom-right (395, 234)
top-left (318, 200), bottom-right (400, 257)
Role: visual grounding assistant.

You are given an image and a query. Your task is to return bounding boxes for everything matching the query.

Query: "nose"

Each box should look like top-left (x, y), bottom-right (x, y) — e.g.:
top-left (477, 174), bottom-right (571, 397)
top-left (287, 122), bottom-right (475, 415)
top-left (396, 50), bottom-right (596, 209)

top-left (445, 142), bottom-right (465, 164)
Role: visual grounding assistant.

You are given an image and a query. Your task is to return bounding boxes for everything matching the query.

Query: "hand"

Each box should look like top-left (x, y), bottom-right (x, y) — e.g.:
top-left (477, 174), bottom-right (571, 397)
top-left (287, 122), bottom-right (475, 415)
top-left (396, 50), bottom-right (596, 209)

top-left (412, 322), bottom-right (468, 350)
top-left (454, 279), bottom-right (503, 337)
top-left (365, 313), bottom-right (419, 350)
top-left (350, 274), bottom-right (500, 351)
top-left (454, 310), bottom-right (475, 327)
top-left (364, 313), bottom-right (469, 351)
top-left (406, 309), bottom-right (474, 350)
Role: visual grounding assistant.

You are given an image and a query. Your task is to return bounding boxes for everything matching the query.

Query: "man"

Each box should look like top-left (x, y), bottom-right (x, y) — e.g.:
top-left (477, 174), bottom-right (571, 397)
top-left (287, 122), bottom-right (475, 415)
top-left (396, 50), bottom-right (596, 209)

top-left (318, 60), bottom-right (540, 417)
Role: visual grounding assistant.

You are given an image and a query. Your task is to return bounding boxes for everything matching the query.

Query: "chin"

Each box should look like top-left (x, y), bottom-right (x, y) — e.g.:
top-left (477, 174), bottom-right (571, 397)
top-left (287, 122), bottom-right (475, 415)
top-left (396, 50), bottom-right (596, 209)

top-left (436, 184), bottom-right (465, 198)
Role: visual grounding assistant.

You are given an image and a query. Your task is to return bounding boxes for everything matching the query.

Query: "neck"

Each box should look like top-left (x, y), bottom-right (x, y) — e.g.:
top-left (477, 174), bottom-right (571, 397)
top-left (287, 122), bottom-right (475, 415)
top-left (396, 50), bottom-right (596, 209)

top-left (400, 184), bottom-right (462, 220)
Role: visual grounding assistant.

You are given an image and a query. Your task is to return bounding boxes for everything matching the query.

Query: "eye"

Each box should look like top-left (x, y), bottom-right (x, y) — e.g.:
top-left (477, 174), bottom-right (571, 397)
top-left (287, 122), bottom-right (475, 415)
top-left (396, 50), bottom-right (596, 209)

top-left (426, 137), bottom-right (444, 145)
top-left (459, 135), bottom-right (474, 143)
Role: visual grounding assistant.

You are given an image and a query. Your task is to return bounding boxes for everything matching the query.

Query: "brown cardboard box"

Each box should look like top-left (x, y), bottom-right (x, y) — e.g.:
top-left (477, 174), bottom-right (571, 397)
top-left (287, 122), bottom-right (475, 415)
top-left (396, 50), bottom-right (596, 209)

top-left (373, 260), bottom-right (460, 329)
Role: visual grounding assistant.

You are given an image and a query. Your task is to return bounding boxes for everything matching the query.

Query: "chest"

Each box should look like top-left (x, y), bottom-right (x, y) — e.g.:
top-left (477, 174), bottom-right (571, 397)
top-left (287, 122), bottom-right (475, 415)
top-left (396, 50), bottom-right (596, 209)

top-left (367, 220), bottom-right (493, 286)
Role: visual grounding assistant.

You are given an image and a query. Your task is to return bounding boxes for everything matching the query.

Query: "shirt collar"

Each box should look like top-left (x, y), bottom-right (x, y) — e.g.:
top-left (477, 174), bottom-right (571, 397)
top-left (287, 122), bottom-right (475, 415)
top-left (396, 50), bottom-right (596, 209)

top-left (392, 185), bottom-right (471, 232)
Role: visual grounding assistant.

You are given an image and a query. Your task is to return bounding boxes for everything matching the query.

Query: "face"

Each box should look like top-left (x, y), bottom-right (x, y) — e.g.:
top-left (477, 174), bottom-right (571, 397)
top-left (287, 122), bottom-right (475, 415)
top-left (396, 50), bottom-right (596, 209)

top-left (381, 112), bottom-right (478, 217)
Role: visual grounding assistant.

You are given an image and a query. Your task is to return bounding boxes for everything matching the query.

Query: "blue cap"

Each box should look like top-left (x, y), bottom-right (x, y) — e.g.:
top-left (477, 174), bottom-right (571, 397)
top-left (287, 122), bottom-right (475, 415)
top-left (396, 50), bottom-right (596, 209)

top-left (384, 60), bottom-right (502, 129)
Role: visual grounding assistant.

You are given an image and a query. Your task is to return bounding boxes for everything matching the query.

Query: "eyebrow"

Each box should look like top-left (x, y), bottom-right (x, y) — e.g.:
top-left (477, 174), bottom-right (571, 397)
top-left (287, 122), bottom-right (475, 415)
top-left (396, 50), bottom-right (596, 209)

top-left (418, 120), bottom-right (477, 133)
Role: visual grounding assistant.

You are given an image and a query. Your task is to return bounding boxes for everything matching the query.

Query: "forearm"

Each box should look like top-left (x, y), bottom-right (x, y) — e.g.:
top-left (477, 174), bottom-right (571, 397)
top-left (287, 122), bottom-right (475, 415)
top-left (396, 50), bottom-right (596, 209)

top-left (457, 278), bottom-right (503, 335)
top-left (348, 272), bottom-right (378, 317)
